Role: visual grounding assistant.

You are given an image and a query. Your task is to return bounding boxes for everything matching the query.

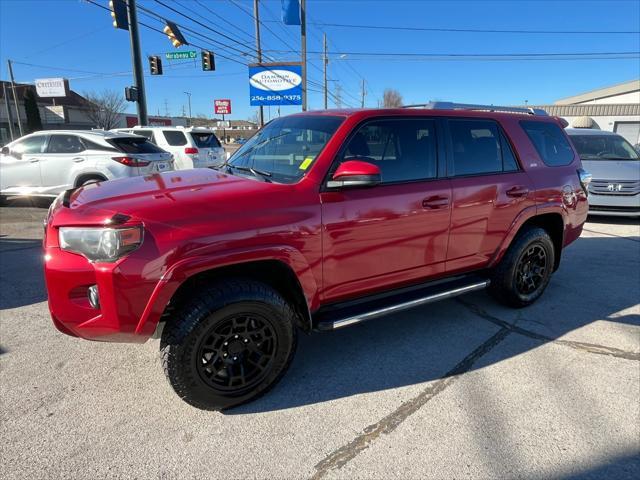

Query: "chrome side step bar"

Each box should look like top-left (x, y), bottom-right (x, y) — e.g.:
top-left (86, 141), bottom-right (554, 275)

top-left (315, 278), bottom-right (490, 331)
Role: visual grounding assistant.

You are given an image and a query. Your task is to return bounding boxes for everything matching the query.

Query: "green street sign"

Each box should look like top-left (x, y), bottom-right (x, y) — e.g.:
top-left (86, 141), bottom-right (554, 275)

top-left (165, 51), bottom-right (197, 60)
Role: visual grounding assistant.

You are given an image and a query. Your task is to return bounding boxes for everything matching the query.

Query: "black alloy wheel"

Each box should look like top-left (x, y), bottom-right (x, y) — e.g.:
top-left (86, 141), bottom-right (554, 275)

top-left (514, 244), bottom-right (548, 295)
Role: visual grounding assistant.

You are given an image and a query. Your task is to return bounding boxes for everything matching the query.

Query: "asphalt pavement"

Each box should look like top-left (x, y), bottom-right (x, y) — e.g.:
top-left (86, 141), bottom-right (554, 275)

top-left (1, 202), bottom-right (638, 479)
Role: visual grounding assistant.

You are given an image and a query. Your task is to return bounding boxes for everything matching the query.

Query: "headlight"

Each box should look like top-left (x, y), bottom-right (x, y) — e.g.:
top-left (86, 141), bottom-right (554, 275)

top-left (59, 226), bottom-right (143, 262)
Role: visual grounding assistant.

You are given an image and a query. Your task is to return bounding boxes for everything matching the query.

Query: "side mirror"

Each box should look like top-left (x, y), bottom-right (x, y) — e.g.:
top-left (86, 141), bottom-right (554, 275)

top-left (326, 159), bottom-right (381, 189)
top-left (1, 146), bottom-right (9, 156)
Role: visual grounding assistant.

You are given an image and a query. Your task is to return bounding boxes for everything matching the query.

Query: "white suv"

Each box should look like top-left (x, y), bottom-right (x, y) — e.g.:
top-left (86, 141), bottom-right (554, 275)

top-left (113, 126), bottom-right (226, 170)
top-left (0, 130), bottom-right (174, 198)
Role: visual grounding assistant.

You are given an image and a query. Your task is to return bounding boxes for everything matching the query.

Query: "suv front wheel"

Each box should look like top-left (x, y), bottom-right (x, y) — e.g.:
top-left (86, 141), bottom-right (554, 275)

top-left (160, 279), bottom-right (298, 410)
top-left (489, 226), bottom-right (555, 308)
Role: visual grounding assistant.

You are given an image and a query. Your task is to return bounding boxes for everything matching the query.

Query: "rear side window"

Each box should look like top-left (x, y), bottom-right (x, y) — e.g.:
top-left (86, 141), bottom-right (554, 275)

top-left (190, 132), bottom-right (221, 148)
top-left (448, 120), bottom-right (503, 176)
top-left (163, 130), bottom-right (188, 146)
top-left (80, 138), bottom-right (118, 152)
top-left (108, 137), bottom-right (165, 154)
top-left (132, 130), bottom-right (154, 142)
top-left (47, 135), bottom-right (85, 154)
top-left (520, 121), bottom-right (574, 166)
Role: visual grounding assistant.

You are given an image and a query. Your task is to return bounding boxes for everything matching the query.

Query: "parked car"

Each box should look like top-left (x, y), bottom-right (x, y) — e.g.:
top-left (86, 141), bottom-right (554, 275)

top-left (44, 104), bottom-right (589, 410)
top-left (112, 126), bottom-right (226, 170)
top-left (0, 130), bottom-right (174, 199)
top-left (566, 128), bottom-right (640, 217)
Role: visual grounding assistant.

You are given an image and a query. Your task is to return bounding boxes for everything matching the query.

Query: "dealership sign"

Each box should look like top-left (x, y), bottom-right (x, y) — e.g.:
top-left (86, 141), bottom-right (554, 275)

top-left (35, 78), bottom-right (68, 98)
top-left (214, 99), bottom-right (231, 115)
top-left (249, 63), bottom-right (302, 106)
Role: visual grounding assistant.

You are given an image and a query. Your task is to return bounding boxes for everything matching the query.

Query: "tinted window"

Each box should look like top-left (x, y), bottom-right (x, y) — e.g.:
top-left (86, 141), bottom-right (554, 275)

top-left (228, 115), bottom-right (344, 184)
top-left (163, 130), bottom-right (188, 146)
top-left (342, 119), bottom-right (438, 183)
top-left (47, 135), bottom-right (85, 154)
top-left (190, 132), bottom-right (221, 148)
top-left (449, 120), bottom-right (502, 175)
top-left (521, 121), bottom-right (574, 166)
top-left (108, 137), bottom-right (165, 154)
top-left (569, 134), bottom-right (638, 161)
top-left (12, 135), bottom-right (46, 155)
top-left (81, 138), bottom-right (118, 152)
top-left (500, 132), bottom-right (519, 171)
top-left (132, 130), bottom-right (154, 142)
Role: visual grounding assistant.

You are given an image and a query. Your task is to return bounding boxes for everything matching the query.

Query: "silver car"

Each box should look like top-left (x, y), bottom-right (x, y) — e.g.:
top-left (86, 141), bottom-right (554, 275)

top-left (0, 130), bottom-right (174, 199)
top-left (566, 128), bottom-right (640, 217)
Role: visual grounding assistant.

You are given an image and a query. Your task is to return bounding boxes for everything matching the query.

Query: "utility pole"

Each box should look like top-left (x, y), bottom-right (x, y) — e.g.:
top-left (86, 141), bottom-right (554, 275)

top-left (164, 99), bottom-right (170, 117)
top-left (323, 33), bottom-right (328, 109)
top-left (253, 0), bottom-right (264, 127)
top-left (184, 91), bottom-right (192, 126)
top-left (7, 60), bottom-right (23, 136)
top-left (3, 82), bottom-right (15, 141)
top-left (126, 0), bottom-right (148, 125)
top-left (300, 0), bottom-right (307, 111)
top-left (361, 79), bottom-right (366, 108)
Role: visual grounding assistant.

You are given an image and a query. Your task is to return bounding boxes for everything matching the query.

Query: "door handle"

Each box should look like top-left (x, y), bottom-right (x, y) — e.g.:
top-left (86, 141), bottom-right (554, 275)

top-left (72, 157), bottom-right (85, 163)
top-left (29, 158), bottom-right (40, 163)
top-left (422, 195), bottom-right (449, 209)
top-left (506, 186), bottom-right (529, 198)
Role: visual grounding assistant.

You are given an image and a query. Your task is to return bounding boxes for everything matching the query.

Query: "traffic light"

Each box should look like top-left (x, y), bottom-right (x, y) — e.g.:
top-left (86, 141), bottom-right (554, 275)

top-left (201, 50), bottom-right (215, 71)
top-left (109, 0), bottom-right (128, 30)
top-left (163, 20), bottom-right (188, 48)
top-left (149, 56), bottom-right (163, 75)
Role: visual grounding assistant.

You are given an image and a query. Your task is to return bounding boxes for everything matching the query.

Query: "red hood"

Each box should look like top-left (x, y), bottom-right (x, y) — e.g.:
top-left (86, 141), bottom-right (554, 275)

top-left (50, 168), bottom-right (280, 227)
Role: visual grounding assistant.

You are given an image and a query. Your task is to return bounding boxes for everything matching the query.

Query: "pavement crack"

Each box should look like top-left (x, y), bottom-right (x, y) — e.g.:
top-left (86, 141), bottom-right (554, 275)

top-left (310, 327), bottom-right (511, 480)
top-left (456, 298), bottom-right (640, 362)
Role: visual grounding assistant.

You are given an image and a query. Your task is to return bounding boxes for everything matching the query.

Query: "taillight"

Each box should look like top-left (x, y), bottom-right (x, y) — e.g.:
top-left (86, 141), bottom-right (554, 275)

top-left (577, 168), bottom-right (592, 195)
top-left (111, 156), bottom-right (151, 167)
top-left (184, 147), bottom-right (198, 155)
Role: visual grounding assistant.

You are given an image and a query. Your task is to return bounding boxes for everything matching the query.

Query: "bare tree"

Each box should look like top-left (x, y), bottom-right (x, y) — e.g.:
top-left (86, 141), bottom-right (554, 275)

top-left (382, 89), bottom-right (403, 108)
top-left (82, 89), bottom-right (126, 129)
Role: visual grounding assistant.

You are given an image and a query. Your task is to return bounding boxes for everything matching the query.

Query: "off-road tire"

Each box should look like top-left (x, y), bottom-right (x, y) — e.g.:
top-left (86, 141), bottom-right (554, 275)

top-left (160, 279), bottom-right (298, 410)
top-left (489, 227), bottom-right (555, 308)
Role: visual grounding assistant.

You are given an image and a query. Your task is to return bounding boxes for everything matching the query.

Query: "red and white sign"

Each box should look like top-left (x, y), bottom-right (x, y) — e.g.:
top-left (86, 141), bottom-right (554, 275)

top-left (214, 99), bottom-right (232, 115)
top-left (126, 116), bottom-right (172, 128)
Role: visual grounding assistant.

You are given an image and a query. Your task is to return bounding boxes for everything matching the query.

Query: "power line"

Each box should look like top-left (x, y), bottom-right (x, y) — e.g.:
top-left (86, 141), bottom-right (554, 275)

top-left (192, 0), bottom-right (255, 45)
top-left (295, 20), bottom-right (640, 35)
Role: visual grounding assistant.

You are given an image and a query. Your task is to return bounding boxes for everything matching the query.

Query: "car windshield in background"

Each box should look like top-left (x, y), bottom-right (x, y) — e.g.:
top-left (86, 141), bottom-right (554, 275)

top-left (191, 132), bottom-right (221, 148)
top-left (227, 115), bottom-right (344, 184)
top-left (109, 137), bottom-right (166, 154)
top-left (570, 134), bottom-right (639, 160)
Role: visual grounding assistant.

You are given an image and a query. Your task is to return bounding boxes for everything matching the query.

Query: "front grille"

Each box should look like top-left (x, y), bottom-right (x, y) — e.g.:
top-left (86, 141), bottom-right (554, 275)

top-left (589, 179), bottom-right (640, 196)
top-left (590, 205), bottom-right (640, 213)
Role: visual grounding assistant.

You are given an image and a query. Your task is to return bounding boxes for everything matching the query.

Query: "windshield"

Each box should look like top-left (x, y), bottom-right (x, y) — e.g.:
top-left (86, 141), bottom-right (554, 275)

top-left (190, 132), bottom-right (221, 148)
top-left (570, 134), bottom-right (639, 161)
top-left (227, 115), bottom-right (345, 183)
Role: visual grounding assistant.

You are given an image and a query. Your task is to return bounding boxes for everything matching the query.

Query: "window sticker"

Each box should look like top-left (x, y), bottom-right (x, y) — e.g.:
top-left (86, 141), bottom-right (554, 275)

top-left (299, 156), bottom-right (315, 170)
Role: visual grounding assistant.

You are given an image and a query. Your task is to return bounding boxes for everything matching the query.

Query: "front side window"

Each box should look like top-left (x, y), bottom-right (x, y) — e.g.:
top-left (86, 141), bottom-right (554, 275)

top-left (340, 119), bottom-right (438, 183)
top-left (163, 130), bottom-right (188, 146)
top-left (11, 135), bottom-right (46, 156)
top-left (569, 134), bottom-right (639, 161)
top-left (228, 115), bottom-right (344, 184)
top-left (521, 120), bottom-right (575, 166)
top-left (47, 135), bottom-right (85, 154)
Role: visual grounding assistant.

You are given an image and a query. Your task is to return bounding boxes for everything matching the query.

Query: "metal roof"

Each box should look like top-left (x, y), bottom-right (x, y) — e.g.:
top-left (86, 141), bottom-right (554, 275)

top-left (519, 103), bottom-right (640, 117)
top-left (554, 79), bottom-right (640, 105)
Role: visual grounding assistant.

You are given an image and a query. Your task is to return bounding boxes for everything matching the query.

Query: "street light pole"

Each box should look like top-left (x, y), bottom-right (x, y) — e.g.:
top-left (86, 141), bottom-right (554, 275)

top-left (300, 0), bottom-right (307, 111)
top-left (253, 0), bottom-right (264, 127)
top-left (184, 91), bottom-right (192, 126)
top-left (126, 0), bottom-right (148, 126)
top-left (7, 60), bottom-right (23, 136)
top-left (323, 33), bottom-right (328, 109)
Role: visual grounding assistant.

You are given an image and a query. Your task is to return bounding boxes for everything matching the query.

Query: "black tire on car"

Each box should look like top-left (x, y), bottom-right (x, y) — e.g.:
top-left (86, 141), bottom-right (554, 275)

top-left (160, 279), bottom-right (298, 410)
top-left (489, 227), bottom-right (555, 308)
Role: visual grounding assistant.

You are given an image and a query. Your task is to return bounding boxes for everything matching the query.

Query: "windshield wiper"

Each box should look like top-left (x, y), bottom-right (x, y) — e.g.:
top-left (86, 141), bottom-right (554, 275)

top-left (228, 164), bottom-right (273, 182)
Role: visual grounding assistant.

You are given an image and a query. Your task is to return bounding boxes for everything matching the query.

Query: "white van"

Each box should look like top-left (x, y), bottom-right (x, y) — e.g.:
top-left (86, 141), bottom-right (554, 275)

top-left (113, 126), bottom-right (226, 170)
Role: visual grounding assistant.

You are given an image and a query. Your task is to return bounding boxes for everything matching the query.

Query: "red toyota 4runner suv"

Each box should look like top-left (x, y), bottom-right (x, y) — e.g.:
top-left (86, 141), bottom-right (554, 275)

top-left (43, 104), bottom-right (590, 410)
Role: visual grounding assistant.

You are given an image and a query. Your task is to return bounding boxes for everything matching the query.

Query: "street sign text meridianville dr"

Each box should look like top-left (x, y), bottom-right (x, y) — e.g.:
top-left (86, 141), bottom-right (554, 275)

top-left (165, 51), bottom-right (197, 60)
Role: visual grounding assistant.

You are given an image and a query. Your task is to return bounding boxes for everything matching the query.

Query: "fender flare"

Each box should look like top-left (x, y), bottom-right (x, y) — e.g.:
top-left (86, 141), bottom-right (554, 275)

top-left (488, 202), bottom-right (566, 268)
top-left (134, 245), bottom-right (319, 337)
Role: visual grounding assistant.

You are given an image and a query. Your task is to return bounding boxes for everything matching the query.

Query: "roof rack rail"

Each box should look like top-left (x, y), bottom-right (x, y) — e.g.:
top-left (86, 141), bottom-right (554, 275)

top-left (402, 101), bottom-right (548, 116)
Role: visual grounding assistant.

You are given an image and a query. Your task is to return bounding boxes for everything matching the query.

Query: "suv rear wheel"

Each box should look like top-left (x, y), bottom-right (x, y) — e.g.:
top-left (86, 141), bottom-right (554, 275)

top-left (489, 227), bottom-right (555, 308)
top-left (160, 279), bottom-right (297, 410)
